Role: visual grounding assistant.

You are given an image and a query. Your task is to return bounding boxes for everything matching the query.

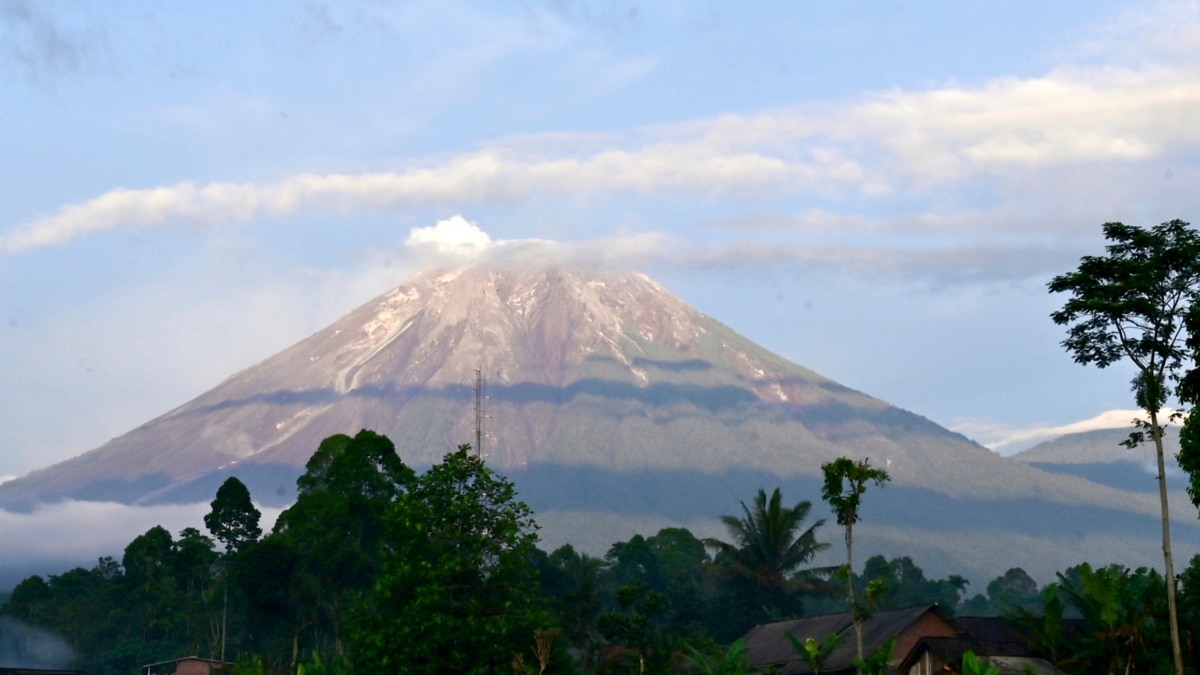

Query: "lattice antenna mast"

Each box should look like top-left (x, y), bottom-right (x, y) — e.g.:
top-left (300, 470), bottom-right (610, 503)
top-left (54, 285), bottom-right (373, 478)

top-left (474, 368), bottom-right (486, 457)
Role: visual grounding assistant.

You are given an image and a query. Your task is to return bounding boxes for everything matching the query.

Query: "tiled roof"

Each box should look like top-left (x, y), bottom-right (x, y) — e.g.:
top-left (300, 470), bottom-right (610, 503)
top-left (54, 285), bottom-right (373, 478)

top-left (742, 604), bottom-right (960, 674)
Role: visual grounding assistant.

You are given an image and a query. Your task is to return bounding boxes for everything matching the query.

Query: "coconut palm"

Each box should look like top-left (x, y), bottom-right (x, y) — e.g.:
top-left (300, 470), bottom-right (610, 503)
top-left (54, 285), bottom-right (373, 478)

top-left (705, 488), bottom-right (832, 621)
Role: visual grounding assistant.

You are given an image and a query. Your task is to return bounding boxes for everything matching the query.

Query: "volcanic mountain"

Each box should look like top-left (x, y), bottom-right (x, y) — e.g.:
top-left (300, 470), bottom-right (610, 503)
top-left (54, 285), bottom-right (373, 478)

top-left (3, 262), bottom-right (1198, 583)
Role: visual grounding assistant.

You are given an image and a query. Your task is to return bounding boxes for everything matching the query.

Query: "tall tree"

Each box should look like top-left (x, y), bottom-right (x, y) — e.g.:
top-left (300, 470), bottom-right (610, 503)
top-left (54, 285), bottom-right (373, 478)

top-left (204, 477), bottom-right (262, 554)
top-left (272, 429), bottom-right (415, 662)
top-left (821, 457), bottom-right (889, 672)
top-left (350, 445), bottom-right (547, 673)
top-left (1048, 218), bottom-right (1200, 675)
top-left (705, 488), bottom-right (829, 626)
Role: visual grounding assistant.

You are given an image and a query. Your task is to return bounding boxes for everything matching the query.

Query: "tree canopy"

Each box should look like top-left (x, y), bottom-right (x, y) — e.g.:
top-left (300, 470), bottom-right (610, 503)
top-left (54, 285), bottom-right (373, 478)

top-left (350, 444), bottom-right (546, 674)
top-left (705, 488), bottom-right (829, 624)
top-left (204, 477), bottom-right (261, 554)
top-left (1048, 218), bottom-right (1200, 675)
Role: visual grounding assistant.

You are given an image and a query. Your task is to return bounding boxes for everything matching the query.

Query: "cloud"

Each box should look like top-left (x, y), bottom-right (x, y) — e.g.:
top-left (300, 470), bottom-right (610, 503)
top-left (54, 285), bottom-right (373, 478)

top-left (4, 57), bottom-right (1194, 252)
top-left (953, 408), bottom-right (1182, 455)
top-left (0, 500), bottom-right (282, 576)
top-left (405, 215), bottom-right (494, 256)
top-left (4, 4), bottom-right (1199, 282)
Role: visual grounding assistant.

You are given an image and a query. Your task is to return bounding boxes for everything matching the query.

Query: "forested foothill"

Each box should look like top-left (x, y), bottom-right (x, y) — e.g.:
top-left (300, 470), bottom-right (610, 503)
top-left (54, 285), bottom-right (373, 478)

top-left (8, 220), bottom-right (1200, 674)
top-left (4, 429), bottom-right (1200, 674)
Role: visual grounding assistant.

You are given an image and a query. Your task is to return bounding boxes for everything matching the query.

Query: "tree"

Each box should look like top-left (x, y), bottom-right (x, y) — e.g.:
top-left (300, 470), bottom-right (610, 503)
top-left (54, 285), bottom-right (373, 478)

top-left (985, 567), bottom-right (1040, 615)
top-left (1057, 563), bottom-right (1169, 674)
top-left (1048, 219), bottom-right (1200, 675)
top-left (204, 477), bottom-right (262, 554)
top-left (821, 457), bottom-right (890, 672)
top-left (705, 488), bottom-right (830, 628)
top-left (350, 445), bottom-right (547, 673)
top-left (123, 525), bottom-right (181, 644)
top-left (598, 582), bottom-right (678, 674)
top-left (272, 429), bottom-right (415, 662)
top-left (537, 544), bottom-right (604, 671)
top-left (857, 555), bottom-right (968, 611)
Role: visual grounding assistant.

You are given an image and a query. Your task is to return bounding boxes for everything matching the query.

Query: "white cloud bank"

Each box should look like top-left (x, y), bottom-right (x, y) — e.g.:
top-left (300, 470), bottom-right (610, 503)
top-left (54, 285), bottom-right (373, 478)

top-left (0, 500), bottom-right (283, 569)
top-left (3, 56), bottom-right (1198, 256)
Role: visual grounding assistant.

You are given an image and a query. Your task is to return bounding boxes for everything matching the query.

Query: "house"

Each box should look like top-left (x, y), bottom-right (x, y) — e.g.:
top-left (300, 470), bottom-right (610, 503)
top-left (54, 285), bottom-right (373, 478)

top-left (741, 604), bottom-right (963, 674)
top-left (140, 656), bottom-right (230, 675)
top-left (742, 606), bottom-right (1075, 675)
top-left (896, 615), bottom-right (1081, 674)
top-left (897, 637), bottom-right (1058, 675)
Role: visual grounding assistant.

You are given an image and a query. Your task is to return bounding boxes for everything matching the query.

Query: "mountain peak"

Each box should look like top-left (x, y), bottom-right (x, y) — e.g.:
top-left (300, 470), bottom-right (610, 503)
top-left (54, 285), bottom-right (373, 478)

top-left (4, 262), bottom-right (1194, 588)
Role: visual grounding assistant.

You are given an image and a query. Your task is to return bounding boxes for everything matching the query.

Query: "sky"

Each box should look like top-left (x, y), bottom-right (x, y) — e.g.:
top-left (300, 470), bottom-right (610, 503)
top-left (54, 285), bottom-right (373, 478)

top-left (2, 0), bottom-right (1200, 488)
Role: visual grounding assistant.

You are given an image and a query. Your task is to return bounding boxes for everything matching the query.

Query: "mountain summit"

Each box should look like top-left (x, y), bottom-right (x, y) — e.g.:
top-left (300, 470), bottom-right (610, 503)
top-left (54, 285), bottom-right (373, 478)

top-left (0, 263), bottom-right (1003, 499)
top-left (3, 263), bottom-right (1195, 583)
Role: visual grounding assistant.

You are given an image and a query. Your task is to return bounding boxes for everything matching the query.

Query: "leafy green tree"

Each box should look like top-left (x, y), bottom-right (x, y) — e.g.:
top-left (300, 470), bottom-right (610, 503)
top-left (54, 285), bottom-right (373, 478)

top-left (205, 477), bottom-right (262, 554)
top-left (1057, 563), bottom-right (1170, 675)
top-left (705, 488), bottom-right (829, 627)
top-left (857, 555), bottom-right (968, 612)
top-left (123, 525), bottom-right (183, 644)
top-left (232, 534), bottom-right (303, 655)
top-left (645, 527), bottom-right (712, 636)
top-left (1048, 218), bottom-right (1200, 675)
top-left (597, 582), bottom-right (678, 674)
top-left (820, 457), bottom-right (890, 671)
top-left (170, 527), bottom-right (219, 655)
top-left (986, 567), bottom-right (1041, 615)
top-left (606, 534), bottom-right (664, 591)
top-left (272, 429), bottom-right (415, 661)
top-left (537, 544), bottom-right (604, 671)
top-left (350, 445), bottom-right (547, 674)
top-left (5, 574), bottom-right (51, 624)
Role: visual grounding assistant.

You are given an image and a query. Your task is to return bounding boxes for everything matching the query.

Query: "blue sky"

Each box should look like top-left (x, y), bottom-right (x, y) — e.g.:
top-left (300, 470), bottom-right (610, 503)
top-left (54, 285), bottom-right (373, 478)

top-left (2, 0), bottom-right (1200, 482)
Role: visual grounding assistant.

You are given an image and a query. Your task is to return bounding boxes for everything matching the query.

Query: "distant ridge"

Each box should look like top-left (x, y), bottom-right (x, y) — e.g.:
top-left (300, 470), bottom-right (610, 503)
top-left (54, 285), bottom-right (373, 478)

top-left (1014, 426), bottom-right (1180, 465)
top-left (3, 261), bottom-right (1198, 584)
top-left (1015, 426), bottom-right (1186, 496)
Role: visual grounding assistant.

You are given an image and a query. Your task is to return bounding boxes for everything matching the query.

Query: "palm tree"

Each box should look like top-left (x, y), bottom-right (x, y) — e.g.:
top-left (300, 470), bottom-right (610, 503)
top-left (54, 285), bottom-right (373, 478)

top-left (705, 488), bottom-right (831, 620)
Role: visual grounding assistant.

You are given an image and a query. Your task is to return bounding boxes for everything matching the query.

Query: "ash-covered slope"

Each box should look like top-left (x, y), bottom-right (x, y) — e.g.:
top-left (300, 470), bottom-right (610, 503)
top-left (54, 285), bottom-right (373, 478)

top-left (2, 262), bottom-right (1196, 584)
top-left (0, 264), bottom-right (1116, 506)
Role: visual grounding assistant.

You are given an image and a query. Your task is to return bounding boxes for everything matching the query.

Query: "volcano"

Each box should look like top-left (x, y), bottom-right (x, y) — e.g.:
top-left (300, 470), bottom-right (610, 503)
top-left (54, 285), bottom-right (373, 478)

top-left (3, 261), bottom-right (1197, 583)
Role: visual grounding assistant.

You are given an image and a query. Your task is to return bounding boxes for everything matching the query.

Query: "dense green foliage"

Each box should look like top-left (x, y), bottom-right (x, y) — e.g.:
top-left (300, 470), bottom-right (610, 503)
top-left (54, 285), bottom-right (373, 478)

top-left (350, 445), bottom-right (544, 673)
top-left (704, 488), bottom-right (830, 628)
top-left (7, 430), bottom-right (1200, 674)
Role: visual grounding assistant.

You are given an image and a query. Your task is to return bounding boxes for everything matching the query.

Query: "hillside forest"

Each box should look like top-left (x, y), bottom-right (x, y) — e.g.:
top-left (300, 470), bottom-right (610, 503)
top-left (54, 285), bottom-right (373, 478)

top-left (4, 430), bottom-right (1200, 674)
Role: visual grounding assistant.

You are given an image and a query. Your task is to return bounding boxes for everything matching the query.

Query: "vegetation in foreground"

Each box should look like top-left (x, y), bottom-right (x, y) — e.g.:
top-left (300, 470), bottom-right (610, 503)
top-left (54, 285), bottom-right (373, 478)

top-left (4, 429), bottom-right (1200, 674)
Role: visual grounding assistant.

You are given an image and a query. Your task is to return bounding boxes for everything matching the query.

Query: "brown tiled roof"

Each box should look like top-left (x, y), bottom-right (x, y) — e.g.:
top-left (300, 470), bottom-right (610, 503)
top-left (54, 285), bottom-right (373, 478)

top-left (742, 604), bottom-right (962, 675)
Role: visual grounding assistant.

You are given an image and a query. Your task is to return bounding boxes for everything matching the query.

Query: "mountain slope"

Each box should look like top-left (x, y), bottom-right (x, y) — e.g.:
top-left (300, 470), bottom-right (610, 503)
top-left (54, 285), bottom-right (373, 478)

top-left (1014, 426), bottom-right (1187, 495)
top-left (3, 262), bottom-right (1197, 583)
